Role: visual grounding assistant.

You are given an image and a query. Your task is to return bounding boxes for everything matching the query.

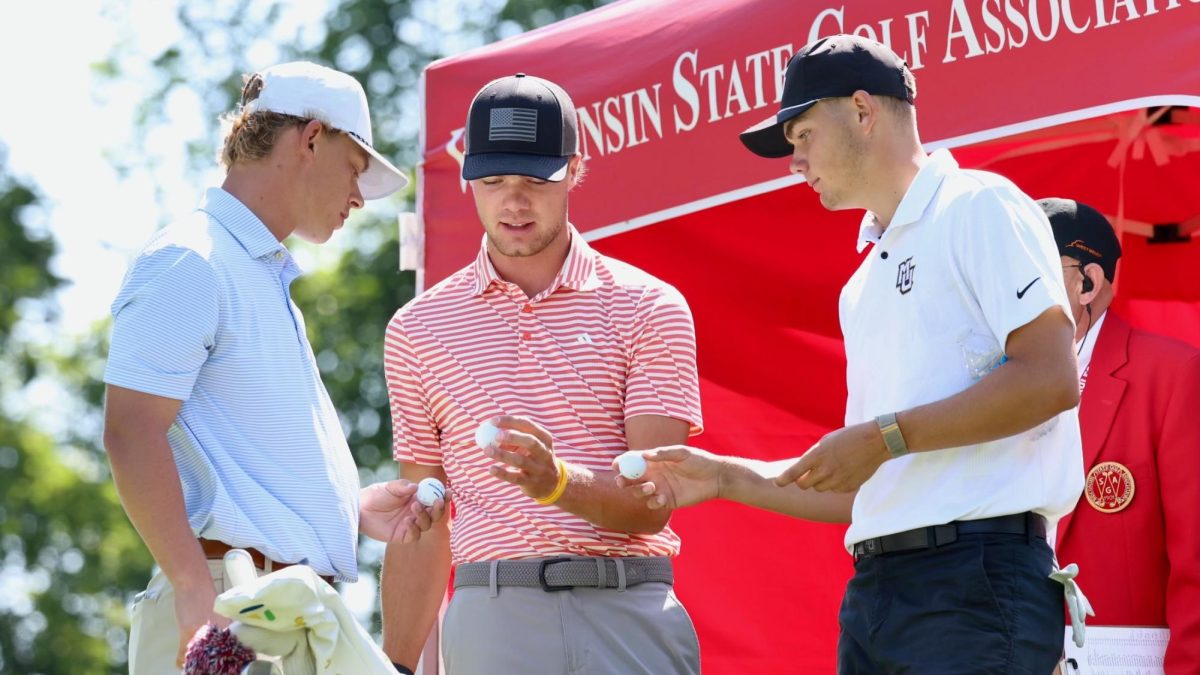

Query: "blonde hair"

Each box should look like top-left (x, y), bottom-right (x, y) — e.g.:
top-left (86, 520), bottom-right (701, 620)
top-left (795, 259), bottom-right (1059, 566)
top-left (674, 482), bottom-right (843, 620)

top-left (218, 72), bottom-right (342, 170)
top-left (570, 155), bottom-right (588, 189)
top-left (876, 95), bottom-right (916, 124)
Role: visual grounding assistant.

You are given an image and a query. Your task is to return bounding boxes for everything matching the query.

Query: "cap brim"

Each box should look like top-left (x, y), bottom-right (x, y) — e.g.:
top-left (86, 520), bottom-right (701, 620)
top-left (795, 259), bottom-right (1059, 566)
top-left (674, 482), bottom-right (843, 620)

top-left (462, 153), bottom-right (570, 182)
top-left (738, 100), bottom-right (821, 158)
top-left (349, 137), bottom-right (409, 200)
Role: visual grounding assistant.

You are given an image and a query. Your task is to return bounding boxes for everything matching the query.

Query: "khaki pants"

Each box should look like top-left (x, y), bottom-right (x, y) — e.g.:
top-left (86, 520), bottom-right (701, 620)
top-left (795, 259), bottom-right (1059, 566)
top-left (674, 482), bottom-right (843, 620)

top-left (442, 581), bottom-right (700, 675)
top-left (128, 560), bottom-right (265, 675)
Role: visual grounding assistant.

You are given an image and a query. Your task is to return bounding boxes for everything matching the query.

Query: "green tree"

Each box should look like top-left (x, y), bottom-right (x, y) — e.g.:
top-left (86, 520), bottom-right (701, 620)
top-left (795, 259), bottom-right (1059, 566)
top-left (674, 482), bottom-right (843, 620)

top-left (0, 151), bottom-right (61, 352)
top-left (0, 151), bottom-right (151, 674)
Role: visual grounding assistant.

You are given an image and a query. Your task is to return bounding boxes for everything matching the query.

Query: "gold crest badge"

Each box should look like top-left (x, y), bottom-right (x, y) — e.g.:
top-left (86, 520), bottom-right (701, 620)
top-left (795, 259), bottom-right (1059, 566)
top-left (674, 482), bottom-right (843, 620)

top-left (1084, 461), bottom-right (1135, 513)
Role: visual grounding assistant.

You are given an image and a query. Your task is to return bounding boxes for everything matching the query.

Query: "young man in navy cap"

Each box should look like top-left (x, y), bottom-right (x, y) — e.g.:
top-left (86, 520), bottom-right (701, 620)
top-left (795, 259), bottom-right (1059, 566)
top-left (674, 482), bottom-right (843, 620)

top-left (380, 74), bottom-right (703, 674)
top-left (103, 61), bottom-right (440, 674)
top-left (1043, 198), bottom-right (1200, 671)
top-left (622, 35), bottom-right (1085, 672)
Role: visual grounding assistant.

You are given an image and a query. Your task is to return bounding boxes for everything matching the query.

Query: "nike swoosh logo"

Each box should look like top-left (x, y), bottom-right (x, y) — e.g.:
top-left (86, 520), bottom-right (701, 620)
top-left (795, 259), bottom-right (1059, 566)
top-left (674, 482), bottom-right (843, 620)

top-left (1016, 277), bottom-right (1041, 299)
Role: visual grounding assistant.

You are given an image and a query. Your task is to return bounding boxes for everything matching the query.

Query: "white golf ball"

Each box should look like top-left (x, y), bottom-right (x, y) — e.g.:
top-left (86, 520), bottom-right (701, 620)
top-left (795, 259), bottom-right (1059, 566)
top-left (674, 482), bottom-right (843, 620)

top-left (616, 452), bottom-right (647, 480)
top-left (416, 477), bottom-right (446, 507)
top-left (475, 421), bottom-right (501, 449)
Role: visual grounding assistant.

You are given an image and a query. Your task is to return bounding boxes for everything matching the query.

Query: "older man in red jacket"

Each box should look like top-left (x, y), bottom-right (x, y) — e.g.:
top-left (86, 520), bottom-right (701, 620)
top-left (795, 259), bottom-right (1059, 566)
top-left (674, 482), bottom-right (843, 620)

top-left (1043, 198), bottom-right (1200, 672)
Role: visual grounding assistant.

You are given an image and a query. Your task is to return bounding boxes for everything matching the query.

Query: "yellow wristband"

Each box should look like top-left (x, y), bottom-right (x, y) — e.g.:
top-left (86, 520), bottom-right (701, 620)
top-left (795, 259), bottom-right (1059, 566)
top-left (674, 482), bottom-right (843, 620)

top-left (534, 458), bottom-right (570, 505)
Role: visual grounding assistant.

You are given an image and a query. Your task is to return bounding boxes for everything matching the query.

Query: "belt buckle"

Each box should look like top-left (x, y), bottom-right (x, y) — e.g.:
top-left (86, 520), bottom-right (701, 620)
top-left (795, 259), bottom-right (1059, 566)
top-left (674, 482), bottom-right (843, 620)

top-left (853, 538), bottom-right (881, 561)
top-left (538, 556), bottom-right (574, 592)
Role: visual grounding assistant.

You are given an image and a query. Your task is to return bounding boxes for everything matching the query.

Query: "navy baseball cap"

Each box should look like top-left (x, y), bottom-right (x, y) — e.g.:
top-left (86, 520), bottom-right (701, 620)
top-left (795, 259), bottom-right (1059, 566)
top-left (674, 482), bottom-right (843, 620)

top-left (462, 73), bottom-right (578, 182)
top-left (740, 34), bottom-right (915, 158)
top-left (1040, 198), bottom-right (1123, 282)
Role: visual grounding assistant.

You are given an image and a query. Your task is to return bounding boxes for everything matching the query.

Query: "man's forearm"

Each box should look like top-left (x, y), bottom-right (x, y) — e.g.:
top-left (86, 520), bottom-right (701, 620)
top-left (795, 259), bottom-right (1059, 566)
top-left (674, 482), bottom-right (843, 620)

top-left (381, 524), bottom-right (452, 669)
top-left (546, 415), bottom-right (688, 534)
top-left (106, 433), bottom-right (211, 588)
top-left (897, 308), bottom-right (1078, 454)
top-left (722, 457), bottom-right (854, 522)
top-left (552, 463), bottom-right (672, 534)
top-left (898, 355), bottom-right (1078, 454)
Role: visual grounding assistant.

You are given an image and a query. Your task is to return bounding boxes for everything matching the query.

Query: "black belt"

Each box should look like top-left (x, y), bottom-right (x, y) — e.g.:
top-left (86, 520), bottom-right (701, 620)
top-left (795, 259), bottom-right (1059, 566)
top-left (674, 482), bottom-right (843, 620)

top-left (852, 512), bottom-right (1045, 561)
top-left (454, 556), bottom-right (673, 592)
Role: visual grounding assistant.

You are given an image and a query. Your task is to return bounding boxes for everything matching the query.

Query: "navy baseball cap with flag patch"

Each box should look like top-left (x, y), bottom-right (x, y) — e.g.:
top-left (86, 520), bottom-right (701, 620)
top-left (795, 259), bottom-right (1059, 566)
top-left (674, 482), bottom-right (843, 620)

top-left (462, 73), bottom-right (578, 182)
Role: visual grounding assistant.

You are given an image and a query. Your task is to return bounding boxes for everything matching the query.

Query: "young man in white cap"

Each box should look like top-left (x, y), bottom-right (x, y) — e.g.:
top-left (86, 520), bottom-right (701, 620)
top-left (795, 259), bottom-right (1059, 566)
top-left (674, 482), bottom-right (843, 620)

top-left (380, 73), bottom-right (703, 674)
top-left (103, 62), bottom-right (442, 674)
top-left (622, 35), bottom-right (1085, 672)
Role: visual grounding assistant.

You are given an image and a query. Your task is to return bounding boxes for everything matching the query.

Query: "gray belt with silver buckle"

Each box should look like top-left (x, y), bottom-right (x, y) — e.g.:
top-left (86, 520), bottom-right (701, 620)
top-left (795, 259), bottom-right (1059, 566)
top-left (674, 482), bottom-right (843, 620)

top-left (454, 556), bottom-right (674, 592)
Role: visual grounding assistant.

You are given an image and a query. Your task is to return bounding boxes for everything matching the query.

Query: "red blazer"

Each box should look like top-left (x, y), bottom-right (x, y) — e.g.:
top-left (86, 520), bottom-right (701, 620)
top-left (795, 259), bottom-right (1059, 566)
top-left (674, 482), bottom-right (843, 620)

top-left (1056, 312), bottom-right (1200, 673)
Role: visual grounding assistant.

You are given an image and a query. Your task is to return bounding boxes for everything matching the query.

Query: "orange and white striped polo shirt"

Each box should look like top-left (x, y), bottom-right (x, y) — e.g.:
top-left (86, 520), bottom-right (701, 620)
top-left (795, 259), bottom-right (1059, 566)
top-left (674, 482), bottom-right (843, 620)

top-left (384, 227), bottom-right (702, 564)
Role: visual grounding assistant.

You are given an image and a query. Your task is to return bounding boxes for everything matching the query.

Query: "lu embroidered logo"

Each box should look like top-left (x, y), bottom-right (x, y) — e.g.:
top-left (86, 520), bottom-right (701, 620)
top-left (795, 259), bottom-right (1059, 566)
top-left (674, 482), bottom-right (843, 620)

top-left (896, 257), bottom-right (916, 295)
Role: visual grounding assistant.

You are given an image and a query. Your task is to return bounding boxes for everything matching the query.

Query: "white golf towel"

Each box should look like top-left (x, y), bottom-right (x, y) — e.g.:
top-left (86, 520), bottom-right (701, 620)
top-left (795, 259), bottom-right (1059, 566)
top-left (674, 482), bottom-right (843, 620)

top-left (215, 550), bottom-right (395, 675)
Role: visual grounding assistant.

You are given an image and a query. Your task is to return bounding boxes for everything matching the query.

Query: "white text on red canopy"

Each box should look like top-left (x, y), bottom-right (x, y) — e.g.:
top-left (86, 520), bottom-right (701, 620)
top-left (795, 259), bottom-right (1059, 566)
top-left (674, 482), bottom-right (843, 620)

top-left (573, 0), bottom-right (1196, 160)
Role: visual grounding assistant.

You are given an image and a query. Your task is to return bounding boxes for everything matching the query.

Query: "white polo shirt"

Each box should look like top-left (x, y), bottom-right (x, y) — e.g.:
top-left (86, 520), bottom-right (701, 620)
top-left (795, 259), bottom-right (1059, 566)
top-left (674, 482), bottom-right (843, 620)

top-left (840, 149), bottom-right (1084, 551)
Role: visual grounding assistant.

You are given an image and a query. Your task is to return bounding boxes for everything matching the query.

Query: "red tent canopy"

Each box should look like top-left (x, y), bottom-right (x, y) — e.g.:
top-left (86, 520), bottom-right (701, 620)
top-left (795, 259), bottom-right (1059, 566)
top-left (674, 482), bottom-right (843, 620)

top-left (419, 1), bottom-right (1200, 670)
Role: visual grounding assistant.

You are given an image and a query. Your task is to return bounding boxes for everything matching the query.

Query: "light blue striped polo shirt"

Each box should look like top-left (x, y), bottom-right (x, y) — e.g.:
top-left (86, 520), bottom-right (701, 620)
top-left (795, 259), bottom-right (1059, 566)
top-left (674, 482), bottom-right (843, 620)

top-left (104, 188), bottom-right (361, 581)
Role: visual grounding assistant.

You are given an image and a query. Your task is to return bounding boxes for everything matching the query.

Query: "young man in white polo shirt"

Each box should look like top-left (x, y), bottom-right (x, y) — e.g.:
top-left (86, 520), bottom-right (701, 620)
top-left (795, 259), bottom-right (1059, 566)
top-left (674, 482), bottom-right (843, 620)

top-left (103, 62), bottom-right (442, 674)
top-left (622, 35), bottom-right (1084, 672)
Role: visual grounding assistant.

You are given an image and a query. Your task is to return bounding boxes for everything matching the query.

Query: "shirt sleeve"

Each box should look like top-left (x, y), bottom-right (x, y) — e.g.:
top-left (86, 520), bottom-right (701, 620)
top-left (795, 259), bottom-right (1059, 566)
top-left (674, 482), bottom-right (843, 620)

top-left (625, 285), bottom-right (704, 436)
top-left (949, 184), bottom-right (1074, 350)
top-left (103, 246), bottom-right (220, 401)
top-left (383, 312), bottom-right (443, 465)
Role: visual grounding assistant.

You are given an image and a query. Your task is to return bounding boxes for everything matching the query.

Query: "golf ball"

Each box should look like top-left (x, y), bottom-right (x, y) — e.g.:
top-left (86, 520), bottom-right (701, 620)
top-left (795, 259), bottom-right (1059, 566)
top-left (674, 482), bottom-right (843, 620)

top-left (475, 421), bottom-right (501, 449)
top-left (416, 477), bottom-right (446, 507)
top-left (616, 452), bottom-right (647, 480)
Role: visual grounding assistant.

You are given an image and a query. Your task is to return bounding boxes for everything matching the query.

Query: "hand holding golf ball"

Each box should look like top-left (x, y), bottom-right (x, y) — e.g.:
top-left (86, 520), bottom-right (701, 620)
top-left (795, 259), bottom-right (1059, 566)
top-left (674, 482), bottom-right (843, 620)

top-left (475, 417), bottom-right (569, 503)
top-left (475, 420), bottom-right (501, 449)
top-left (416, 477), bottom-right (446, 507)
top-left (613, 446), bottom-right (730, 512)
top-left (615, 451), bottom-right (648, 479)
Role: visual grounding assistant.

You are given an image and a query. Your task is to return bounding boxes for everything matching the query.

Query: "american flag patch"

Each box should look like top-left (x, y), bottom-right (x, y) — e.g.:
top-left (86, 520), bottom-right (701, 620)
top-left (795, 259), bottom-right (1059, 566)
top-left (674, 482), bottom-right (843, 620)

top-left (489, 107), bottom-right (538, 142)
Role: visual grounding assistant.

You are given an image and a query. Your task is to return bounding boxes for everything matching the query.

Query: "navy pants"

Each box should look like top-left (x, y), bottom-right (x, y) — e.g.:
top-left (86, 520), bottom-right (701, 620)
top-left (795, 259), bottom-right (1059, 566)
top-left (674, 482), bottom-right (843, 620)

top-left (838, 531), bottom-right (1064, 674)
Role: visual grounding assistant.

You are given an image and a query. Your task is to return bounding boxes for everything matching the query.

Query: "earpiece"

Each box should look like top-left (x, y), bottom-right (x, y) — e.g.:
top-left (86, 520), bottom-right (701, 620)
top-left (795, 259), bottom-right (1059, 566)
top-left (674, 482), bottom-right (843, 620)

top-left (1077, 303), bottom-right (1094, 357)
top-left (1082, 276), bottom-right (1094, 294)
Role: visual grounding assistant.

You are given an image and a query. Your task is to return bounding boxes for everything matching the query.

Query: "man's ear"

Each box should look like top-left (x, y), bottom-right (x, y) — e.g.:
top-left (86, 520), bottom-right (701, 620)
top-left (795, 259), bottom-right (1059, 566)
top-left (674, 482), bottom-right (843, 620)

top-left (299, 119), bottom-right (325, 155)
top-left (565, 154), bottom-right (584, 191)
top-left (849, 91), bottom-right (876, 130)
top-left (1081, 262), bottom-right (1105, 303)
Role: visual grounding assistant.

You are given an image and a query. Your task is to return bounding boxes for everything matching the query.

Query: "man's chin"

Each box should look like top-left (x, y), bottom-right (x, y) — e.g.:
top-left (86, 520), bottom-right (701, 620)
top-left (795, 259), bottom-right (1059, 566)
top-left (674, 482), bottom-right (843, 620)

top-left (819, 193), bottom-right (858, 213)
top-left (294, 228), bottom-right (335, 245)
top-left (489, 242), bottom-right (538, 258)
top-left (487, 232), bottom-right (546, 258)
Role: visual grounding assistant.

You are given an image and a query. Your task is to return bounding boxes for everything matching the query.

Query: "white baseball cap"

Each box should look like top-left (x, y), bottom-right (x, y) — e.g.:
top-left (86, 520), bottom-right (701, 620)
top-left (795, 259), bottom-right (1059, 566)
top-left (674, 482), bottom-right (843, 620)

top-left (244, 61), bottom-right (408, 200)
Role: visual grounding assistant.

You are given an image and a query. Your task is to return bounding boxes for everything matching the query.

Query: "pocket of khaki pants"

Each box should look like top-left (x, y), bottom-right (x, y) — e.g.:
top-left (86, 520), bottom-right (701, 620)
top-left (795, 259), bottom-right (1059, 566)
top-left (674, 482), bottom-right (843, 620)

top-left (129, 587), bottom-right (159, 618)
